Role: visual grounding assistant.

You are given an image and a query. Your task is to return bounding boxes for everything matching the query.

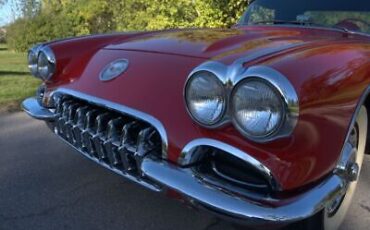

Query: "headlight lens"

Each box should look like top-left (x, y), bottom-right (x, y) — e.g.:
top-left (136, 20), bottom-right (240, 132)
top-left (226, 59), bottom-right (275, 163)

top-left (185, 71), bottom-right (226, 126)
top-left (231, 79), bottom-right (284, 138)
top-left (37, 47), bottom-right (56, 81)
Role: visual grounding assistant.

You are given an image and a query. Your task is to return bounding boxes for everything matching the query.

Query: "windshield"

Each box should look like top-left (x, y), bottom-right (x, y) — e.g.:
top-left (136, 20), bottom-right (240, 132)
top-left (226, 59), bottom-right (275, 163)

top-left (240, 0), bottom-right (370, 34)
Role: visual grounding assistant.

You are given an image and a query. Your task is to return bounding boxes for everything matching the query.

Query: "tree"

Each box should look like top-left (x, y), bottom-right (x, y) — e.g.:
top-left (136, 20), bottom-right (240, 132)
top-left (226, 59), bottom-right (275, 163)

top-left (19, 0), bottom-right (41, 18)
top-left (6, 0), bottom-right (252, 51)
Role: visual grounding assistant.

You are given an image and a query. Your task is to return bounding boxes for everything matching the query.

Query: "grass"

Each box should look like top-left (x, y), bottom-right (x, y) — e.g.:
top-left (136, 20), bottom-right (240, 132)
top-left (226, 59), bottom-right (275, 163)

top-left (0, 43), bottom-right (41, 113)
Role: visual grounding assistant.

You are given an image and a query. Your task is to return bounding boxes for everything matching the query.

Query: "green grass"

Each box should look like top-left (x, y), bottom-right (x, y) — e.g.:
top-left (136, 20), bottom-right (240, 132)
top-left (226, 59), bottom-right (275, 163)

top-left (0, 43), bottom-right (41, 112)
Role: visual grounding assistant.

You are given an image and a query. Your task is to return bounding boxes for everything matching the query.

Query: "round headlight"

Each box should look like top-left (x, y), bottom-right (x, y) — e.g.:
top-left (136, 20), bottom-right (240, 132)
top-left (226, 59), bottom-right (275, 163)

top-left (28, 47), bottom-right (39, 76)
top-left (37, 47), bottom-right (56, 81)
top-left (185, 71), bottom-right (226, 126)
top-left (231, 79), bottom-right (285, 139)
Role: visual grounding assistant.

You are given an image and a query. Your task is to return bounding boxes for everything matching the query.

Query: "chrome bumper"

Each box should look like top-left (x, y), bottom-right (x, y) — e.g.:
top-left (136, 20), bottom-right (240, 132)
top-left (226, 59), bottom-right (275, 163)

top-left (22, 97), bottom-right (57, 121)
top-left (22, 97), bottom-right (346, 228)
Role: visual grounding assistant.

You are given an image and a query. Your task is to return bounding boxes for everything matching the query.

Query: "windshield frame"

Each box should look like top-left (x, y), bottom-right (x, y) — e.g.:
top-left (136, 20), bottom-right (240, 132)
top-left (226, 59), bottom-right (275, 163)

top-left (238, 0), bottom-right (370, 37)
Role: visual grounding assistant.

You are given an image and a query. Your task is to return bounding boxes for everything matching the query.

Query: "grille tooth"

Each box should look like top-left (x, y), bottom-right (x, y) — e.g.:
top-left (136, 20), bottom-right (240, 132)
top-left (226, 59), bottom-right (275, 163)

top-left (136, 127), bottom-right (156, 154)
top-left (95, 113), bottom-right (113, 133)
top-left (92, 113), bottom-right (114, 161)
top-left (104, 118), bottom-right (125, 167)
top-left (118, 121), bottom-right (141, 172)
top-left (67, 103), bottom-right (79, 122)
top-left (55, 97), bottom-right (63, 114)
top-left (57, 100), bottom-right (74, 138)
top-left (121, 121), bottom-right (141, 152)
top-left (74, 105), bottom-right (89, 125)
top-left (54, 95), bottom-right (163, 179)
top-left (72, 106), bottom-right (89, 148)
top-left (107, 118), bottom-right (125, 141)
top-left (134, 127), bottom-right (157, 174)
top-left (65, 103), bottom-right (80, 142)
top-left (62, 101), bottom-right (73, 119)
top-left (81, 109), bottom-right (100, 157)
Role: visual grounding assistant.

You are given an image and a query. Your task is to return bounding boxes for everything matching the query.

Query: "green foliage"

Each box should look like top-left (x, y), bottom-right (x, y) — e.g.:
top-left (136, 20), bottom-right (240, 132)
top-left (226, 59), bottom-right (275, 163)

top-left (5, 0), bottom-right (250, 52)
top-left (0, 28), bottom-right (6, 43)
top-left (0, 43), bottom-right (40, 111)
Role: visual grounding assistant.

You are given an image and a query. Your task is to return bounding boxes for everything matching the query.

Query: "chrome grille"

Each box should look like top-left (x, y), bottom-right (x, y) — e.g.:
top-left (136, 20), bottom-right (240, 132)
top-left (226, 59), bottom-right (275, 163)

top-left (54, 95), bottom-right (162, 178)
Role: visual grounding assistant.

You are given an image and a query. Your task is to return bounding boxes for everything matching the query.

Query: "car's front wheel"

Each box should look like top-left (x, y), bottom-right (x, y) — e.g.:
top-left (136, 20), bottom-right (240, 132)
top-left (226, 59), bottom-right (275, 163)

top-left (286, 106), bottom-right (368, 230)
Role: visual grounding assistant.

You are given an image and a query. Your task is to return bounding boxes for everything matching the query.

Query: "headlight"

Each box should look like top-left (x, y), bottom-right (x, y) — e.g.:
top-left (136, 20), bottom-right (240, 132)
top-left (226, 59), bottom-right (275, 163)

top-left (27, 46), bottom-right (40, 76)
top-left (231, 79), bottom-right (285, 139)
top-left (37, 46), bottom-right (56, 81)
top-left (185, 71), bottom-right (226, 126)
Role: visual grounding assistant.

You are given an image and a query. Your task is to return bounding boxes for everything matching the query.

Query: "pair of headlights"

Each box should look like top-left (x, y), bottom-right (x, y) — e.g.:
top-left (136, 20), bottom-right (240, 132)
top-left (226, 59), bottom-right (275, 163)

top-left (185, 67), bottom-right (298, 142)
top-left (28, 45), bottom-right (56, 81)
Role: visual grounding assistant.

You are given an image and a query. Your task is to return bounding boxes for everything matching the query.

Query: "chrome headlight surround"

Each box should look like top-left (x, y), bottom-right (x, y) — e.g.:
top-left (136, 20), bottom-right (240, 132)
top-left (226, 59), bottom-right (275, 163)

top-left (27, 45), bottom-right (42, 76)
top-left (37, 46), bottom-right (56, 81)
top-left (184, 66), bottom-right (228, 128)
top-left (184, 61), bottom-right (299, 143)
top-left (231, 66), bottom-right (299, 142)
top-left (28, 45), bottom-right (56, 81)
top-left (230, 78), bottom-right (286, 141)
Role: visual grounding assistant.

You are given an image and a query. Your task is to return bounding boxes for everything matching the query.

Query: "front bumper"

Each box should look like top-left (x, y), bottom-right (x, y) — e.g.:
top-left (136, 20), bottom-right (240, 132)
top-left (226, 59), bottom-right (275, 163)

top-left (22, 96), bottom-right (347, 228)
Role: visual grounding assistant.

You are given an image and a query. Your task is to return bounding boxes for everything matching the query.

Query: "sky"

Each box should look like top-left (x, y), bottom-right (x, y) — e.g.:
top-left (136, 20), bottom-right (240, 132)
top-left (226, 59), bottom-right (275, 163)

top-left (0, 1), bottom-right (19, 27)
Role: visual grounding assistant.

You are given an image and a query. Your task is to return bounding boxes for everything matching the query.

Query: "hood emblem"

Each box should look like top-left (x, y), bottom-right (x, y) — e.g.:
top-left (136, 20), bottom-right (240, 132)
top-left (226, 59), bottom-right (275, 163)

top-left (100, 59), bottom-right (129, 81)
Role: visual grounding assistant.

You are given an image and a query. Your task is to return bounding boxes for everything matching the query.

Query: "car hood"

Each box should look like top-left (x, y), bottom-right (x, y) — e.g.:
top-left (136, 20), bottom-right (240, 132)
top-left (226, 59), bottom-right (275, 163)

top-left (103, 26), bottom-right (344, 59)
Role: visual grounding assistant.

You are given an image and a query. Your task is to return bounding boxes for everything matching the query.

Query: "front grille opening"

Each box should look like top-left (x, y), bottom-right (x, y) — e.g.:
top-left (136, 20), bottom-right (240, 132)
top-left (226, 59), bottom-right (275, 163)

top-left (194, 147), bottom-right (271, 194)
top-left (54, 94), bottom-right (163, 177)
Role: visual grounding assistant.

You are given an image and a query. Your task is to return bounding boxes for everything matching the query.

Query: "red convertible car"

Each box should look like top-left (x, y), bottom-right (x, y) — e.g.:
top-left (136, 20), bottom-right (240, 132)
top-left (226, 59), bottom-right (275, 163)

top-left (22, 0), bottom-right (370, 229)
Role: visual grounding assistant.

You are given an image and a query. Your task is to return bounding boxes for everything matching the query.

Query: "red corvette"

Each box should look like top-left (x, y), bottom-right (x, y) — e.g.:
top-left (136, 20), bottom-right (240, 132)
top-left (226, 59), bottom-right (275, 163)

top-left (22, 0), bottom-right (370, 229)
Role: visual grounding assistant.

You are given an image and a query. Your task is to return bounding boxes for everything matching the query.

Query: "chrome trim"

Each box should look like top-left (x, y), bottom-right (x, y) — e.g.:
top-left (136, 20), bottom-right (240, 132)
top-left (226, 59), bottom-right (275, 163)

top-left (22, 97), bottom-right (57, 121)
top-left (40, 45), bottom-right (56, 65)
top-left (178, 138), bottom-right (281, 191)
top-left (184, 60), bottom-right (299, 142)
top-left (184, 69), bottom-right (229, 128)
top-left (27, 44), bottom-right (43, 77)
top-left (335, 142), bottom-right (357, 180)
top-left (142, 157), bottom-right (346, 227)
top-left (26, 88), bottom-right (168, 158)
top-left (38, 45), bottom-right (56, 81)
top-left (231, 66), bottom-right (299, 142)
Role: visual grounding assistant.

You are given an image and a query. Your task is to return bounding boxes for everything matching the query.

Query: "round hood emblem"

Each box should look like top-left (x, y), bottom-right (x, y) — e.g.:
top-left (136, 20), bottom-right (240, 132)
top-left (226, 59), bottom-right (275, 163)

top-left (100, 59), bottom-right (129, 81)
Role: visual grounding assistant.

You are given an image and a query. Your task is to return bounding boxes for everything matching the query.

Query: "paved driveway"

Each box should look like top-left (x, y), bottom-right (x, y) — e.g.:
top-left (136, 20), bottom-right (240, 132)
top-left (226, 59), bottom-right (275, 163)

top-left (0, 112), bottom-right (369, 230)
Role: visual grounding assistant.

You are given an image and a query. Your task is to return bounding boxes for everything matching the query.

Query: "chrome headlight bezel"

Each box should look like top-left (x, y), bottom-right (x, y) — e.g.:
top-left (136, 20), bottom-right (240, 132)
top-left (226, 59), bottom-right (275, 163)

top-left (230, 77), bottom-right (287, 141)
top-left (184, 70), bottom-right (228, 127)
top-left (27, 45), bottom-right (42, 77)
top-left (27, 45), bottom-right (56, 81)
top-left (183, 62), bottom-right (299, 143)
top-left (37, 46), bottom-right (56, 81)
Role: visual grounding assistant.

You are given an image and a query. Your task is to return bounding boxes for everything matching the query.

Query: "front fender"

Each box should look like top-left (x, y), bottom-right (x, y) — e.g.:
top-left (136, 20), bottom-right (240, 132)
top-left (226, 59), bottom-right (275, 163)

top-left (262, 40), bottom-right (370, 189)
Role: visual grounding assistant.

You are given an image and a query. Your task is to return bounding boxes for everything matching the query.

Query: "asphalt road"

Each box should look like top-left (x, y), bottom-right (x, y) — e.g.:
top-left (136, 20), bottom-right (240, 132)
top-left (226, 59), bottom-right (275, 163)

top-left (0, 112), bottom-right (369, 230)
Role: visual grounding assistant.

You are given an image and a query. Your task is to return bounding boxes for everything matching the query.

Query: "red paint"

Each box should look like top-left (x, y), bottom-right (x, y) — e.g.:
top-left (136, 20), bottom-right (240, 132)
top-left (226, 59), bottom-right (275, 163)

top-left (45, 26), bottom-right (370, 191)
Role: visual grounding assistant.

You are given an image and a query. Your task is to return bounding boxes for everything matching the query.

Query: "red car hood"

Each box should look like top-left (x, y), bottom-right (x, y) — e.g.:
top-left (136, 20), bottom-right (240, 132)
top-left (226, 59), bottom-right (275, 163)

top-left (104, 26), bottom-right (344, 59)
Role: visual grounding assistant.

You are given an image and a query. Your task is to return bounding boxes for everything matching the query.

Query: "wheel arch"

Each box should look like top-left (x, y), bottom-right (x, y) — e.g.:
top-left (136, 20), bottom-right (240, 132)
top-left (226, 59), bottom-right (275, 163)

top-left (363, 91), bottom-right (370, 154)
